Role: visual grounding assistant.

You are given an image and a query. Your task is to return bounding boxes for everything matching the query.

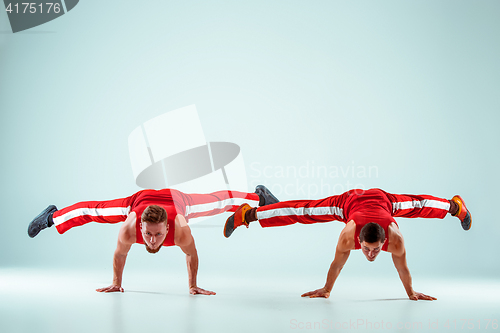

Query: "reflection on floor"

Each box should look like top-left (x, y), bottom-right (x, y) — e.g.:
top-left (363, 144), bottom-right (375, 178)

top-left (0, 268), bottom-right (498, 333)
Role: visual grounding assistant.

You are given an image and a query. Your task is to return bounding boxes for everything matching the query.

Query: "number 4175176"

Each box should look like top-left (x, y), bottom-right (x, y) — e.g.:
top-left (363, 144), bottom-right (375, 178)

top-left (444, 319), bottom-right (498, 330)
top-left (5, 3), bottom-right (61, 14)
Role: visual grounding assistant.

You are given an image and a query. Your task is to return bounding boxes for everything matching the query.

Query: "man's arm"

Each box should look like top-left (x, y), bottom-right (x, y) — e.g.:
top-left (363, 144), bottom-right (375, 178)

top-left (96, 213), bottom-right (134, 293)
top-left (301, 246), bottom-right (351, 298)
top-left (392, 250), bottom-right (437, 301)
top-left (175, 216), bottom-right (216, 295)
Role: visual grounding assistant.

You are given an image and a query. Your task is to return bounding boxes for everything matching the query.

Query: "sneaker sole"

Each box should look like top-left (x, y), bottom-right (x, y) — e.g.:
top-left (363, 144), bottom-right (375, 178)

top-left (223, 214), bottom-right (235, 238)
top-left (255, 185), bottom-right (279, 206)
top-left (453, 195), bottom-right (472, 231)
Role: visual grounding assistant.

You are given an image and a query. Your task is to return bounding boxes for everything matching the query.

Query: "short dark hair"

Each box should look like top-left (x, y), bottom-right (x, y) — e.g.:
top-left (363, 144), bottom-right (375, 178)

top-left (359, 223), bottom-right (385, 243)
top-left (141, 205), bottom-right (167, 224)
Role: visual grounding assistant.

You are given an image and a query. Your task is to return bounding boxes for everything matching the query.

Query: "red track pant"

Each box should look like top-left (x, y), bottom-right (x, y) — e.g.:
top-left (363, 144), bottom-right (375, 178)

top-left (53, 189), bottom-right (260, 234)
top-left (256, 189), bottom-right (450, 227)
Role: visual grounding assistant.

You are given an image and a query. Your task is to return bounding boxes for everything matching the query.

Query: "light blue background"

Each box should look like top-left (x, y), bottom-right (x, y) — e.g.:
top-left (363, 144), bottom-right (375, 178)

top-left (1, 0), bottom-right (499, 287)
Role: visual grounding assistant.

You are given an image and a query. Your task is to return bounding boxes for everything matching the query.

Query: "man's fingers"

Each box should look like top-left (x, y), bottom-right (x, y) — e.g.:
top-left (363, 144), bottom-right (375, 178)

top-left (410, 293), bottom-right (436, 301)
top-left (97, 285), bottom-right (123, 293)
top-left (96, 288), bottom-right (109, 293)
top-left (421, 295), bottom-right (436, 301)
top-left (415, 293), bottom-right (436, 301)
top-left (103, 287), bottom-right (118, 293)
top-left (190, 288), bottom-right (216, 295)
top-left (301, 292), bottom-right (328, 298)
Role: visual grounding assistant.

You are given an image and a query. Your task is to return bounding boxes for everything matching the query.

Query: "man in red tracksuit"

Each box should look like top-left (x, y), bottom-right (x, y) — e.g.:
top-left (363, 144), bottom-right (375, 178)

top-left (223, 188), bottom-right (471, 301)
top-left (28, 185), bottom-right (278, 295)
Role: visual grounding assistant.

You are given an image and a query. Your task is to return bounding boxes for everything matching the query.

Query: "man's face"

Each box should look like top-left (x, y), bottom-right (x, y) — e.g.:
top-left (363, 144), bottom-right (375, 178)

top-left (359, 239), bottom-right (385, 262)
top-left (141, 222), bottom-right (168, 254)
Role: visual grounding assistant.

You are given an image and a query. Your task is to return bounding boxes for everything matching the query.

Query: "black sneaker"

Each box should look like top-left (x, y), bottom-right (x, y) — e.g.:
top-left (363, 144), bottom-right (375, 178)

top-left (28, 205), bottom-right (57, 238)
top-left (255, 185), bottom-right (279, 206)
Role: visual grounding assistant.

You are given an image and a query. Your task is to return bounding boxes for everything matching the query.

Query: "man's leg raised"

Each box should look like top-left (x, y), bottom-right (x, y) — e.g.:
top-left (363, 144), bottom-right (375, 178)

top-left (223, 192), bottom-right (348, 238)
top-left (28, 196), bottom-right (132, 237)
top-left (387, 192), bottom-right (472, 230)
top-left (177, 185), bottom-right (278, 220)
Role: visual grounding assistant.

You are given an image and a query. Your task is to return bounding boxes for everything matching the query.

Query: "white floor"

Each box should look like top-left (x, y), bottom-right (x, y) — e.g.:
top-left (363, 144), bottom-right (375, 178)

top-left (1, 268), bottom-right (499, 333)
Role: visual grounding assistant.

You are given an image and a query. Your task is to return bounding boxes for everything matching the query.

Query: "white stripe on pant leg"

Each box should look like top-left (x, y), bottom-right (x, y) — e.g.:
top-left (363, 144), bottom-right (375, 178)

top-left (392, 200), bottom-right (450, 213)
top-left (185, 198), bottom-right (260, 216)
top-left (257, 206), bottom-right (344, 221)
top-left (53, 206), bottom-right (132, 226)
